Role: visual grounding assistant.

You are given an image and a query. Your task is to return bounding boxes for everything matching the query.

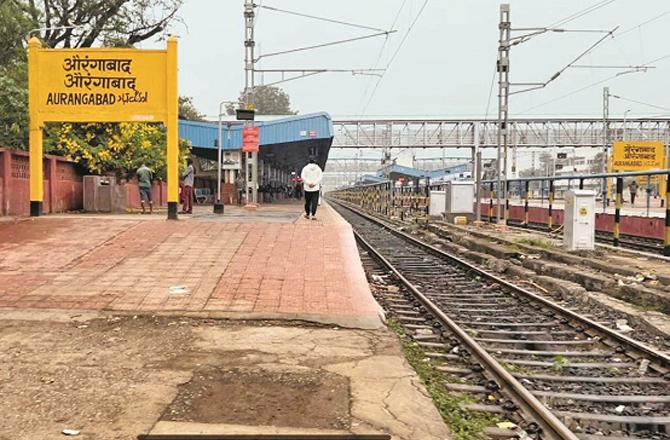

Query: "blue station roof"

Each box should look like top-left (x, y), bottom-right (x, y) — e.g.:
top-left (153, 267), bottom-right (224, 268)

top-left (378, 163), bottom-right (471, 181)
top-left (179, 112), bottom-right (334, 171)
top-left (179, 112), bottom-right (334, 150)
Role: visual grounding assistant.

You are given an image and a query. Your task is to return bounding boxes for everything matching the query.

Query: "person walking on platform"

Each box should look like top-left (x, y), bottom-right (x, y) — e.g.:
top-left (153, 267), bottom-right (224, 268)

top-left (181, 158), bottom-right (195, 214)
top-left (628, 180), bottom-right (638, 205)
top-left (301, 157), bottom-right (323, 220)
top-left (137, 163), bottom-right (154, 214)
top-left (235, 173), bottom-right (245, 206)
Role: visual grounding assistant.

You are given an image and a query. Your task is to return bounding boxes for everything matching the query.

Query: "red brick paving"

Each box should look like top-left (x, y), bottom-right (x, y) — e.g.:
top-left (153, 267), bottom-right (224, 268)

top-left (0, 203), bottom-right (380, 324)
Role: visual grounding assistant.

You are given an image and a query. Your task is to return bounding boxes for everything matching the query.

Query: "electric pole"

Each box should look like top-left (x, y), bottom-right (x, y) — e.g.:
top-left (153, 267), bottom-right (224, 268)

top-left (244, 0), bottom-right (258, 205)
top-left (496, 4), bottom-right (511, 224)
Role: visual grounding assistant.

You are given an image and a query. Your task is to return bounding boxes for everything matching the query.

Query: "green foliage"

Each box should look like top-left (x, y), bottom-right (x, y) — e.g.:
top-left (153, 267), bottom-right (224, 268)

top-left (0, 1), bottom-right (31, 148)
top-left (178, 96), bottom-right (205, 121)
top-left (0, 1), bottom-right (31, 64)
top-left (44, 122), bottom-right (191, 179)
top-left (0, 61), bottom-right (28, 149)
top-left (16, 0), bottom-right (184, 48)
top-left (387, 319), bottom-right (501, 440)
top-left (551, 355), bottom-right (569, 372)
top-left (242, 85), bottom-right (297, 116)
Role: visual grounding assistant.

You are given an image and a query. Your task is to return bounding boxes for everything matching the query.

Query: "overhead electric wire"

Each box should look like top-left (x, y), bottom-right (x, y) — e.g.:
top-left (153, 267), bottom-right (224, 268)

top-left (361, 0), bottom-right (431, 114)
top-left (610, 94), bottom-right (670, 112)
top-left (256, 31), bottom-right (396, 61)
top-left (511, 26), bottom-right (617, 95)
top-left (484, 67), bottom-right (496, 120)
top-left (514, 6), bottom-right (670, 115)
top-left (358, 0), bottom-right (407, 110)
top-left (260, 5), bottom-right (387, 33)
top-left (518, 46), bottom-right (670, 116)
top-left (548, 0), bottom-right (618, 28)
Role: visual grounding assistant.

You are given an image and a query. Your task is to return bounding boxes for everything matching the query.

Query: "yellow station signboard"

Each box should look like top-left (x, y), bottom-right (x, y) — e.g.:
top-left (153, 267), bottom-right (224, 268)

top-left (35, 50), bottom-right (168, 123)
top-left (609, 140), bottom-right (667, 200)
top-left (28, 37), bottom-right (179, 218)
top-left (612, 141), bottom-right (665, 171)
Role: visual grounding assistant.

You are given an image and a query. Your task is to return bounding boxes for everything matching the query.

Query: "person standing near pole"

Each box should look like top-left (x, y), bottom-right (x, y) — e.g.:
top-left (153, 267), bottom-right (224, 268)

top-left (235, 173), bottom-right (245, 206)
top-left (181, 158), bottom-right (195, 214)
top-left (137, 163), bottom-right (154, 215)
top-left (301, 157), bottom-right (323, 220)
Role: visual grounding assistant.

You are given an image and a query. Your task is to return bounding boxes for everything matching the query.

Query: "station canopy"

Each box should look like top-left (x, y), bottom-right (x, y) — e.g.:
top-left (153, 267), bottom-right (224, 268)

top-left (377, 163), bottom-right (471, 182)
top-left (179, 112), bottom-right (333, 172)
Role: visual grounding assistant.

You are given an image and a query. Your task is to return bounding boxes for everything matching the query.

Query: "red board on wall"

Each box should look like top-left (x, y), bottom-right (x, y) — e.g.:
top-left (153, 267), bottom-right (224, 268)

top-left (242, 127), bottom-right (260, 153)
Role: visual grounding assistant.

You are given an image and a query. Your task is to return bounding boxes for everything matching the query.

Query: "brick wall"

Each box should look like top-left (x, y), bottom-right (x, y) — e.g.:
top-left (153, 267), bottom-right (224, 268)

top-left (0, 148), bottom-right (83, 217)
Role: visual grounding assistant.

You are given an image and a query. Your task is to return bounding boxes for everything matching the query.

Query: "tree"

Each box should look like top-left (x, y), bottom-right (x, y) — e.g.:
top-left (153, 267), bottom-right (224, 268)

top-left (0, 62), bottom-right (28, 148)
top-left (0, 0), bottom-right (31, 148)
top-left (15, 0), bottom-right (183, 48)
top-left (589, 152), bottom-right (605, 174)
top-left (240, 85), bottom-right (297, 116)
top-left (179, 96), bottom-right (205, 121)
top-left (45, 122), bottom-right (191, 178)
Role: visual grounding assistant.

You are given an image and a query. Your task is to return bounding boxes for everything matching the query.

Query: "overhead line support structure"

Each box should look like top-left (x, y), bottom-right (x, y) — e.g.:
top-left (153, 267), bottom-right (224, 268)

top-left (497, 4), bottom-right (511, 224)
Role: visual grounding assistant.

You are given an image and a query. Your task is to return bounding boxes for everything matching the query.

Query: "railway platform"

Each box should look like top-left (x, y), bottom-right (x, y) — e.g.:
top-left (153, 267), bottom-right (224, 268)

top-left (0, 201), bottom-right (382, 329)
top-left (0, 201), bottom-right (451, 440)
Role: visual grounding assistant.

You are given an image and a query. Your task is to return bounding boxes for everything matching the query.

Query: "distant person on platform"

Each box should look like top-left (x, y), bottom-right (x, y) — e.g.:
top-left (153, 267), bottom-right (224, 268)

top-left (628, 180), bottom-right (638, 205)
top-left (181, 158), bottom-right (195, 214)
top-left (235, 174), bottom-right (245, 206)
top-left (301, 158), bottom-right (323, 220)
top-left (136, 163), bottom-right (153, 215)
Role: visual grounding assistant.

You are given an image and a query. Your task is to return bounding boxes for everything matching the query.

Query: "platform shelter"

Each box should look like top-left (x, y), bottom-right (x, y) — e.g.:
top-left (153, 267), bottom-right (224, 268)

top-left (179, 113), bottom-right (333, 202)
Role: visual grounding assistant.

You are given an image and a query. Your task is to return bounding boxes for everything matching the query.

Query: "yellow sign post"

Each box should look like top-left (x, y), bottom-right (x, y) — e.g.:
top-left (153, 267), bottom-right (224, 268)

top-left (28, 37), bottom-right (180, 219)
top-left (611, 140), bottom-right (667, 200)
top-left (612, 141), bottom-right (665, 170)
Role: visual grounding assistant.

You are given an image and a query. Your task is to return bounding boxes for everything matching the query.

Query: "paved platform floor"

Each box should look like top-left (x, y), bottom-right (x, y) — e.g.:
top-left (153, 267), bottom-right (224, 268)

top-left (0, 202), bottom-right (382, 329)
top-left (0, 312), bottom-right (451, 440)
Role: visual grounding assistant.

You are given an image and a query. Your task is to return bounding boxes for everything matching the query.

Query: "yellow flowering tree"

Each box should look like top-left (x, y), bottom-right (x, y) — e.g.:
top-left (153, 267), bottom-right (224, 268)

top-left (45, 122), bottom-right (191, 179)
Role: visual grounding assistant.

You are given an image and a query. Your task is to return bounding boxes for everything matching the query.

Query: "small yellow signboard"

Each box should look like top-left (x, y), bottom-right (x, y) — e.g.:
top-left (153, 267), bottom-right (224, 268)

top-left (36, 50), bottom-right (168, 123)
top-left (612, 141), bottom-right (665, 171)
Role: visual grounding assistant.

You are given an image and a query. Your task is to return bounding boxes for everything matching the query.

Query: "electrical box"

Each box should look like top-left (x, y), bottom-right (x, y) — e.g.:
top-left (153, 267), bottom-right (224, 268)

top-left (429, 190), bottom-right (446, 217)
top-left (446, 181), bottom-right (475, 216)
top-left (429, 181), bottom-right (475, 223)
top-left (564, 190), bottom-right (596, 251)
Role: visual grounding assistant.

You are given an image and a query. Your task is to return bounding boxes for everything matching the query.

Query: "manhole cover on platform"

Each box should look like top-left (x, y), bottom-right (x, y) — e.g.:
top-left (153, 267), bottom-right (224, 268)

top-left (162, 367), bottom-right (350, 430)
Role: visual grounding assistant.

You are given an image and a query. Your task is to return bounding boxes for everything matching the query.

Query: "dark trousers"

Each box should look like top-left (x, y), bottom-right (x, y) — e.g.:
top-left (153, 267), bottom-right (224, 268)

top-left (237, 190), bottom-right (244, 205)
top-left (304, 190), bottom-right (319, 216)
top-left (630, 192), bottom-right (636, 205)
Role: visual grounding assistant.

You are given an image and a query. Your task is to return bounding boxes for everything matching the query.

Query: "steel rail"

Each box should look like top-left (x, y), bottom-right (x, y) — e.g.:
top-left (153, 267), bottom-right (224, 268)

top-left (332, 199), bottom-right (670, 370)
top-left (342, 208), bottom-right (579, 440)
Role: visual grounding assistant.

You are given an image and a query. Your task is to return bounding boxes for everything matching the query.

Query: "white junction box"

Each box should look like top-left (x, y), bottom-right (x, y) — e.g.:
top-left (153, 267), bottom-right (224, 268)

top-left (429, 181), bottom-right (474, 223)
top-left (429, 190), bottom-right (446, 217)
top-left (564, 189), bottom-right (596, 251)
top-left (446, 181), bottom-right (475, 215)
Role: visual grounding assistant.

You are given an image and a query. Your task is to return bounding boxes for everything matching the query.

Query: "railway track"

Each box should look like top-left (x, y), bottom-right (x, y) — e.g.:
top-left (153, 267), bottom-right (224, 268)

top-left (506, 220), bottom-right (665, 255)
top-left (331, 199), bottom-right (670, 440)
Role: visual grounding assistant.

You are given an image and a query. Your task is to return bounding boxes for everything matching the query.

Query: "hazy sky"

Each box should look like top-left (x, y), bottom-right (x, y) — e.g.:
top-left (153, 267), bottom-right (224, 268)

top-left (149, 0), bottom-right (670, 121)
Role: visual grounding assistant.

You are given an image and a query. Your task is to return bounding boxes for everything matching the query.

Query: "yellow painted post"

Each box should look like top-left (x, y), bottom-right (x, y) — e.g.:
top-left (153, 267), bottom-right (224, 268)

top-left (166, 37), bottom-right (179, 220)
top-left (28, 38), bottom-right (43, 216)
